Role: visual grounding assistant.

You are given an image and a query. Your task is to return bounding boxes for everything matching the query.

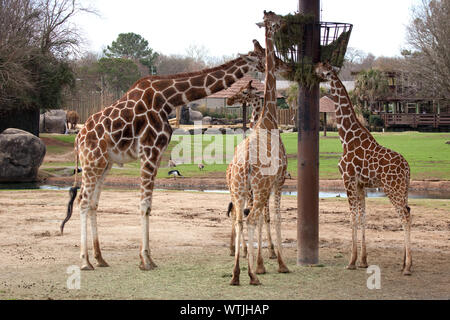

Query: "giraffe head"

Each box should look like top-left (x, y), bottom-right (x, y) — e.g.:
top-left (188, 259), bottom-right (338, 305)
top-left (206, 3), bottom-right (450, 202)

top-left (241, 39), bottom-right (290, 74)
top-left (226, 80), bottom-right (263, 128)
top-left (227, 80), bottom-right (260, 105)
top-left (240, 40), bottom-right (266, 73)
top-left (256, 10), bottom-right (285, 35)
top-left (315, 62), bottom-right (338, 81)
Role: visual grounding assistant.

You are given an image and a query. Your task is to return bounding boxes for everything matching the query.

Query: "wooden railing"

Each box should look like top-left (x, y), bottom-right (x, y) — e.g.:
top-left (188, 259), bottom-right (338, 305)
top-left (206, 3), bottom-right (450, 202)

top-left (381, 113), bottom-right (450, 128)
top-left (278, 109), bottom-right (297, 126)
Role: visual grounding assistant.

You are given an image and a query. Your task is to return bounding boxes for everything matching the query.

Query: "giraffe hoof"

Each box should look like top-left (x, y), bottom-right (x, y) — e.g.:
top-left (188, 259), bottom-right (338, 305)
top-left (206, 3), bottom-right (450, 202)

top-left (249, 277), bottom-right (261, 286)
top-left (256, 266), bottom-right (266, 275)
top-left (81, 263), bottom-right (94, 271)
top-left (402, 269), bottom-right (412, 276)
top-left (139, 263), bottom-right (155, 271)
top-left (269, 250), bottom-right (278, 259)
top-left (346, 264), bottom-right (357, 270)
top-left (358, 263), bottom-right (369, 269)
top-left (230, 277), bottom-right (240, 286)
top-left (278, 266), bottom-right (290, 273)
top-left (96, 259), bottom-right (109, 267)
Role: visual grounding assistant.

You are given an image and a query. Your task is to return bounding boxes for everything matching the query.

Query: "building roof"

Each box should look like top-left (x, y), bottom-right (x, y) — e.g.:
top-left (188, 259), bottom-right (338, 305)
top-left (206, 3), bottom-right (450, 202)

top-left (320, 81), bottom-right (355, 92)
top-left (320, 96), bottom-right (335, 113)
top-left (208, 75), bottom-right (283, 99)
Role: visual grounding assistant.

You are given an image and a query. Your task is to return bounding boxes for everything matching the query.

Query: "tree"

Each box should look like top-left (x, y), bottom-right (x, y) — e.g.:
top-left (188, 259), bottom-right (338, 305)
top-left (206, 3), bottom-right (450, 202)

top-left (0, 0), bottom-right (40, 110)
top-left (104, 32), bottom-right (159, 75)
top-left (354, 69), bottom-right (389, 111)
top-left (97, 57), bottom-right (140, 95)
top-left (0, 0), bottom-right (94, 111)
top-left (155, 54), bottom-right (203, 75)
top-left (403, 0), bottom-right (450, 99)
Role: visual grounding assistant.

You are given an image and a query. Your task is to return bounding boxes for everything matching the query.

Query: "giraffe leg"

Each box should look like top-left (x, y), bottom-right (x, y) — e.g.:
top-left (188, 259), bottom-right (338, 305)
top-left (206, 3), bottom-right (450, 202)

top-left (246, 199), bottom-right (263, 285)
top-left (255, 213), bottom-right (266, 274)
top-left (242, 191), bottom-right (254, 258)
top-left (241, 227), bottom-right (248, 258)
top-left (345, 181), bottom-right (359, 270)
top-left (357, 185), bottom-right (368, 268)
top-left (273, 189), bottom-right (289, 273)
top-left (90, 163), bottom-right (112, 268)
top-left (139, 160), bottom-right (158, 271)
top-left (230, 216), bottom-right (236, 256)
top-left (79, 178), bottom-right (95, 271)
top-left (264, 203), bottom-right (277, 259)
top-left (402, 215), bottom-right (412, 275)
top-left (385, 187), bottom-right (412, 275)
top-left (230, 199), bottom-right (245, 286)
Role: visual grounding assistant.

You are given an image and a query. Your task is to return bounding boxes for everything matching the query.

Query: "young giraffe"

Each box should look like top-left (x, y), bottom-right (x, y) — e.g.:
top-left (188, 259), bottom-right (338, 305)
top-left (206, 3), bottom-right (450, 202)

top-left (315, 62), bottom-right (412, 275)
top-left (229, 11), bottom-right (289, 286)
top-left (60, 41), bottom-right (271, 271)
top-left (226, 80), bottom-right (281, 260)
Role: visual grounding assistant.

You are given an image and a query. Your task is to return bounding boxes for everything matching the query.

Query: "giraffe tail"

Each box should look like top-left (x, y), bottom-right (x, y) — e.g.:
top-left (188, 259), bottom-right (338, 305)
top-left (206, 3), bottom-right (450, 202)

top-left (226, 202), bottom-right (250, 218)
top-left (60, 186), bottom-right (78, 235)
top-left (227, 202), bottom-right (233, 217)
top-left (60, 138), bottom-right (80, 235)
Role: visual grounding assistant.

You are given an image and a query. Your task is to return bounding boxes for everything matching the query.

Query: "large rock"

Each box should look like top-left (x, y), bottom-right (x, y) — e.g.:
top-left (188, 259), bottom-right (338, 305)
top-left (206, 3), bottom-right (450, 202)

top-left (0, 128), bottom-right (46, 182)
top-left (40, 109), bottom-right (67, 134)
top-left (189, 108), bottom-right (203, 122)
top-left (202, 116), bottom-right (212, 125)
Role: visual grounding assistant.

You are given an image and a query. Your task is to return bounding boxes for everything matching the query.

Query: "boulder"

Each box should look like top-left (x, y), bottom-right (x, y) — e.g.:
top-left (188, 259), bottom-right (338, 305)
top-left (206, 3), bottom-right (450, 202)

top-left (40, 109), bottom-right (67, 134)
top-left (0, 128), bottom-right (46, 182)
top-left (202, 116), bottom-right (212, 125)
top-left (189, 108), bottom-right (203, 122)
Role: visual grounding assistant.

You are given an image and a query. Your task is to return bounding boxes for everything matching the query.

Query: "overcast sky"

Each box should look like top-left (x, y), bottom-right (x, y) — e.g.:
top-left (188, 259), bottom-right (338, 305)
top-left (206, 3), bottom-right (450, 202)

top-left (76, 0), bottom-right (420, 58)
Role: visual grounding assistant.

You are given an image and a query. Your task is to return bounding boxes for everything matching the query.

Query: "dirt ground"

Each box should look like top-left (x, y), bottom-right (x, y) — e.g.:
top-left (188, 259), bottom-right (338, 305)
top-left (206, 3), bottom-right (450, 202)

top-left (0, 189), bottom-right (449, 300)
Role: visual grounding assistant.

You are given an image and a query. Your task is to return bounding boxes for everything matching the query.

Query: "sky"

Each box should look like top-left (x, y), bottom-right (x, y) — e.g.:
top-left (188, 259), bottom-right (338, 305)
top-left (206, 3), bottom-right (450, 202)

top-left (75, 0), bottom-right (420, 59)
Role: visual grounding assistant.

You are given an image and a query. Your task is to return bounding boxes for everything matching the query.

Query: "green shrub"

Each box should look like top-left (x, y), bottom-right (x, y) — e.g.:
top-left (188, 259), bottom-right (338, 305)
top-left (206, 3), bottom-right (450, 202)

top-left (369, 115), bottom-right (384, 127)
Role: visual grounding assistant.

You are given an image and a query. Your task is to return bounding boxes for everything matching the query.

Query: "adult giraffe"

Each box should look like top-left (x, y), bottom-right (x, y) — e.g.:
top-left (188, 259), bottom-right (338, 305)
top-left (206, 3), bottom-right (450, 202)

top-left (226, 80), bottom-right (284, 260)
top-left (228, 11), bottom-right (290, 286)
top-left (60, 41), bottom-right (272, 271)
top-left (315, 62), bottom-right (412, 275)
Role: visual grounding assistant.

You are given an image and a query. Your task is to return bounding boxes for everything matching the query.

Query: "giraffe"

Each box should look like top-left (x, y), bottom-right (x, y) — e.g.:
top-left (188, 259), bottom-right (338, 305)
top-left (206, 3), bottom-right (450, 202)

top-left (60, 40), bottom-right (272, 271)
top-left (226, 80), bottom-right (263, 129)
top-left (66, 110), bottom-right (80, 130)
top-left (228, 11), bottom-right (290, 286)
top-left (226, 80), bottom-right (281, 260)
top-left (315, 62), bottom-right (412, 275)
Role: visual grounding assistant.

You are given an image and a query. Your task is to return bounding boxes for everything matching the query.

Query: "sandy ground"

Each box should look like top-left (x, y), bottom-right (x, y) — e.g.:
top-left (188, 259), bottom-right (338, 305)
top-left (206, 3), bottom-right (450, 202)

top-left (0, 189), bottom-right (449, 300)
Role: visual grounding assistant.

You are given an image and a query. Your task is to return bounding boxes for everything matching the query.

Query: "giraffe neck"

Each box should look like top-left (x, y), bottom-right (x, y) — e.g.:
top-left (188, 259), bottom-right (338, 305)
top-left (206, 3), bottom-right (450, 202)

top-left (133, 56), bottom-right (254, 116)
top-left (329, 73), bottom-right (375, 147)
top-left (250, 96), bottom-right (262, 125)
top-left (257, 29), bottom-right (278, 130)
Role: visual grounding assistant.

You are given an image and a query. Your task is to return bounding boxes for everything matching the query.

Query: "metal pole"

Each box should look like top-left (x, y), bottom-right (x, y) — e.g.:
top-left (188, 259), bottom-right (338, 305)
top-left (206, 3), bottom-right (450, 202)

top-left (297, 0), bottom-right (320, 265)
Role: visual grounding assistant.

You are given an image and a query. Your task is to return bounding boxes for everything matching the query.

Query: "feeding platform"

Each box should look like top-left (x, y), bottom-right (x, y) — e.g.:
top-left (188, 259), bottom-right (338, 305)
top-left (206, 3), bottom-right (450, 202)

top-left (273, 13), bottom-right (352, 87)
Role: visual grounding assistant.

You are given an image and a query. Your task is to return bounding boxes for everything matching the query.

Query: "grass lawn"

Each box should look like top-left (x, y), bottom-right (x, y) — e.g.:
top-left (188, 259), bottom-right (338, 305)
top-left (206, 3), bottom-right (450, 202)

top-left (41, 131), bottom-right (450, 180)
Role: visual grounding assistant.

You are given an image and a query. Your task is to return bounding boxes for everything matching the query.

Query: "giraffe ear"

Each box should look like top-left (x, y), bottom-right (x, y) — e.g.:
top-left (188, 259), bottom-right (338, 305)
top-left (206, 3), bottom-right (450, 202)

top-left (256, 21), bottom-right (264, 28)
